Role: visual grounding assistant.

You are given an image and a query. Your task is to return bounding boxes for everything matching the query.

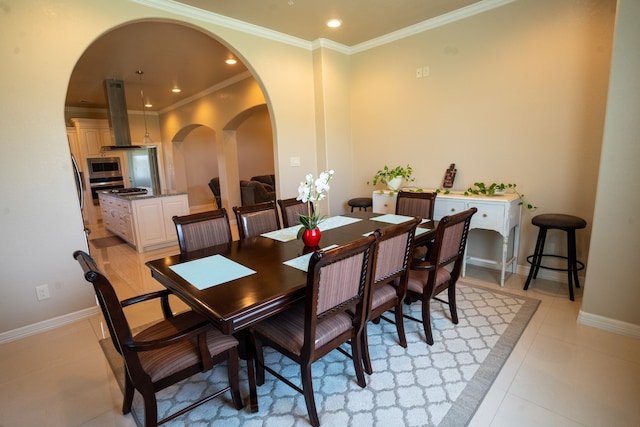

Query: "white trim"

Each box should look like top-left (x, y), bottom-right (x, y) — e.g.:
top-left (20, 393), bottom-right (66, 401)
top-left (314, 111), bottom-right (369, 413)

top-left (133, 0), bottom-right (516, 54)
top-left (0, 306), bottom-right (99, 344)
top-left (578, 311), bottom-right (640, 339)
top-left (131, 0), bottom-right (312, 49)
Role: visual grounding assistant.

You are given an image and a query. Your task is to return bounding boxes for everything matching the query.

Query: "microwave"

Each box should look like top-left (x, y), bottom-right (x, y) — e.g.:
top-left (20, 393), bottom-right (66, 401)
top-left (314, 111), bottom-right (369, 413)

top-left (86, 157), bottom-right (122, 179)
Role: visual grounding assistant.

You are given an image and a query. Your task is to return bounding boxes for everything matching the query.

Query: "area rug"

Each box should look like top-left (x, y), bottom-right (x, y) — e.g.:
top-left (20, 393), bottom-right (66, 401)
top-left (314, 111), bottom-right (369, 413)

top-left (99, 282), bottom-right (539, 426)
top-left (90, 236), bottom-right (127, 249)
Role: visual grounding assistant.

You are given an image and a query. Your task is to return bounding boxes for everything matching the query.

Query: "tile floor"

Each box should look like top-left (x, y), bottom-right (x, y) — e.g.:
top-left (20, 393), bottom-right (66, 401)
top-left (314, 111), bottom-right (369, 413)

top-left (1, 227), bottom-right (639, 426)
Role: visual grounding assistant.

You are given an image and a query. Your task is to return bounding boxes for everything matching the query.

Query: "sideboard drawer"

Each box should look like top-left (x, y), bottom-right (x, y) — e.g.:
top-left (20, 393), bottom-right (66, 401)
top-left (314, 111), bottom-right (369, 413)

top-left (434, 199), bottom-right (466, 220)
top-left (469, 202), bottom-right (504, 232)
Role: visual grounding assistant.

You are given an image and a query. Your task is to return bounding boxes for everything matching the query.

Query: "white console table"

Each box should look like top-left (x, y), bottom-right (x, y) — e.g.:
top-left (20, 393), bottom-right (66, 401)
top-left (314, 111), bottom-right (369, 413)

top-left (372, 190), bottom-right (522, 286)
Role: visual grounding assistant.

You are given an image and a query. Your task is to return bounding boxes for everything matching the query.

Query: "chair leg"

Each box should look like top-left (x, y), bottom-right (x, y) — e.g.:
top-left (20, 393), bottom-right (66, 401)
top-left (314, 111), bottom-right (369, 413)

top-left (122, 375), bottom-right (135, 414)
top-left (141, 390), bottom-right (158, 427)
top-left (351, 331), bottom-right (367, 388)
top-left (226, 347), bottom-right (244, 410)
top-left (361, 324), bottom-right (373, 375)
top-left (421, 296), bottom-right (434, 345)
top-left (300, 359), bottom-right (320, 427)
top-left (448, 284), bottom-right (458, 325)
top-left (393, 303), bottom-right (408, 348)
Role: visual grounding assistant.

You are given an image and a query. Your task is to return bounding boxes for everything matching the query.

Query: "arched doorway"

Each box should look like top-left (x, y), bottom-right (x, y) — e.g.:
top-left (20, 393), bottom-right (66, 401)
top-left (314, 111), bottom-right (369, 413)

top-left (170, 104), bottom-right (274, 213)
top-left (64, 19), bottom-right (275, 244)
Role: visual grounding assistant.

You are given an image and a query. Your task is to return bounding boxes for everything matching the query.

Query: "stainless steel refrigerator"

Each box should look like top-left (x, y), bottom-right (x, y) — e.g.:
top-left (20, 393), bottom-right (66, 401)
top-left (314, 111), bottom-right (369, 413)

top-left (126, 147), bottom-right (161, 195)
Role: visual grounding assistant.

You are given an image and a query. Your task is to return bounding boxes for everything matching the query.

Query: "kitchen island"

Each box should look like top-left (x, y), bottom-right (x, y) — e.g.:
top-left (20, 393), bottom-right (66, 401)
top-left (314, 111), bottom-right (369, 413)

top-left (98, 191), bottom-right (189, 253)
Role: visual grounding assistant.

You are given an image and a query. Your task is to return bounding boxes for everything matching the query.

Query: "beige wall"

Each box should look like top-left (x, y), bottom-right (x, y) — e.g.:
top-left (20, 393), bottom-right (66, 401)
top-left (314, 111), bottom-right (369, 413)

top-left (1, 0), bottom-right (636, 338)
top-left (581, 0), bottom-right (640, 327)
top-left (235, 106), bottom-right (274, 182)
top-left (349, 0), bottom-right (615, 270)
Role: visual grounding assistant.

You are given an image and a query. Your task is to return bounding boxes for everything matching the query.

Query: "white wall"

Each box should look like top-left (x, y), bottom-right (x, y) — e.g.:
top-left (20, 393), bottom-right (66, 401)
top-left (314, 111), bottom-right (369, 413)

top-left (0, 0), bottom-right (318, 336)
top-left (1, 0), bottom-right (636, 339)
top-left (349, 0), bottom-right (616, 271)
top-left (580, 0), bottom-right (640, 330)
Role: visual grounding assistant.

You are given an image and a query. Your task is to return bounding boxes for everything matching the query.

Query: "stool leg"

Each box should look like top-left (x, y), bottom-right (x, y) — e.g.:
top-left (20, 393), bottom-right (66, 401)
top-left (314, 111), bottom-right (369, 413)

top-left (524, 228), bottom-right (546, 290)
top-left (351, 206), bottom-right (354, 213)
top-left (566, 229), bottom-right (577, 301)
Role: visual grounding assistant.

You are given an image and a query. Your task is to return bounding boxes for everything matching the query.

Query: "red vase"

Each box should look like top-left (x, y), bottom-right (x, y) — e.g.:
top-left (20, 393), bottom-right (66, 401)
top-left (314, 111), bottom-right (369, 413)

top-left (302, 228), bottom-right (322, 247)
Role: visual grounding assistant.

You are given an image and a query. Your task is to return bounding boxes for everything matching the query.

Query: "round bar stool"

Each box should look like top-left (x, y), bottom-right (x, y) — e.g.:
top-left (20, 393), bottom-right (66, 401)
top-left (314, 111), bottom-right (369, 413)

top-left (348, 197), bottom-right (373, 212)
top-left (524, 214), bottom-right (586, 301)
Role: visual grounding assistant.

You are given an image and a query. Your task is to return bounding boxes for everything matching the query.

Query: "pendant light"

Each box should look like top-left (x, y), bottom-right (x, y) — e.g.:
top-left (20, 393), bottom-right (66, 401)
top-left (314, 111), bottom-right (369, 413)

top-left (136, 69), bottom-right (153, 145)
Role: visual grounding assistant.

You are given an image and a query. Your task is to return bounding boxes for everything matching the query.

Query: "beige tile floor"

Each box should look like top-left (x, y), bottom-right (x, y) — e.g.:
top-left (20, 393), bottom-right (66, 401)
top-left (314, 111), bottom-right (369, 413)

top-left (1, 229), bottom-right (639, 426)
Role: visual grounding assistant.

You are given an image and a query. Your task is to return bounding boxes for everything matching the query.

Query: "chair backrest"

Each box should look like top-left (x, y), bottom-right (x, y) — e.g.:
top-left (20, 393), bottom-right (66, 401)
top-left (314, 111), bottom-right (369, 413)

top-left (73, 250), bottom-right (137, 364)
top-left (304, 234), bottom-right (377, 351)
top-left (372, 217), bottom-right (420, 287)
top-left (278, 197), bottom-right (313, 228)
top-left (233, 201), bottom-right (281, 239)
top-left (428, 207), bottom-right (477, 282)
top-left (395, 191), bottom-right (437, 219)
top-left (173, 209), bottom-right (233, 254)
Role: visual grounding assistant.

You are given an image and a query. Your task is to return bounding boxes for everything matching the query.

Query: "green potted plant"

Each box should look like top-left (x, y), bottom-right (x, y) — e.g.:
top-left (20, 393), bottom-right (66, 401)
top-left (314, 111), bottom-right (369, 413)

top-left (369, 164), bottom-right (415, 192)
top-left (464, 182), bottom-right (536, 210)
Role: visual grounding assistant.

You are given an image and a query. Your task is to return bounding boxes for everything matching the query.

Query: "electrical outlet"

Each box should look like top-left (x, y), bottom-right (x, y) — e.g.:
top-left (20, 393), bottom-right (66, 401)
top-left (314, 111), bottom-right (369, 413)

top-left (36, 284), bottom-right (50, 301)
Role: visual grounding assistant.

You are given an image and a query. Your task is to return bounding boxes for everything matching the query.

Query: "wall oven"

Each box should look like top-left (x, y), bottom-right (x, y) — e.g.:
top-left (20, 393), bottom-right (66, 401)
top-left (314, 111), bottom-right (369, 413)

top-left (87, 157), bottom-right (124, 204)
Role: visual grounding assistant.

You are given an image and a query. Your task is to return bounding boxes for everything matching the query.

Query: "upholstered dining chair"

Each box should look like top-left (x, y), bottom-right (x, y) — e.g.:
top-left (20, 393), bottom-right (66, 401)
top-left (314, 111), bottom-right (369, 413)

top-left (404, 207), bottom-right (477, 345)
top-left (73, 250), bottom-right (243, 427)
top-left (361, 217), bottom-right (420, 375)
top-left (277, 197), bottom-right (312, 228)
top-left (395, 190), bottom-right (436, 219)
top-left (395, 191), bottom-right (437, 260)
top-left (250, 234), bottom-right (377, 427)
top-left (172, 208), bottom-right (233, 254)
top-left (233, 200), bottom-right (280, 239)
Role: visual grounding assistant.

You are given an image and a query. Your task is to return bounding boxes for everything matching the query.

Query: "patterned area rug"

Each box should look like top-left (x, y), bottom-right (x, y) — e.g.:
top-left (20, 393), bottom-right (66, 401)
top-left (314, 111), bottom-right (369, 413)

top-left (99, 282), bottom-right (539, 426)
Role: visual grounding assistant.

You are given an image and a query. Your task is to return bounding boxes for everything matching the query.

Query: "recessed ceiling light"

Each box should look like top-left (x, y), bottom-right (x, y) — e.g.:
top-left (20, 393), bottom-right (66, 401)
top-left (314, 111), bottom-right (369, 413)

top-left (327, 19), bottom-right (342, 28)
top-left (171, 87), bottom-right (181, 93)
top-left (144, 103), bottom-right (152, 108)
top-left (226, 58), bottom-right (237, 65)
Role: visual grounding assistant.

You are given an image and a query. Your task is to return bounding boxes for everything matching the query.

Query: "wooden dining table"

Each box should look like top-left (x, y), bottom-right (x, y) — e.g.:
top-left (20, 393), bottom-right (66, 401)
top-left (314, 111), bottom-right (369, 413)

top-left (145, 210), bottom-right (435, 411)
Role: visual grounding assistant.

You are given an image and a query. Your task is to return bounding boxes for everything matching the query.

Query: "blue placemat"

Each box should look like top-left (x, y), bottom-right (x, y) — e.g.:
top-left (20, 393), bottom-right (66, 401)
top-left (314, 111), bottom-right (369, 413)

top-left (169, 255), bottom-right (256, 290)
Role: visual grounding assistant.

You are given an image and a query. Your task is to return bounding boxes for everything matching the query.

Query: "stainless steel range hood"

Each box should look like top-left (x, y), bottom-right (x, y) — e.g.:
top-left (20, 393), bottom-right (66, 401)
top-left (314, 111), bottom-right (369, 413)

top-left (102, 78), bottom-right (144, 150)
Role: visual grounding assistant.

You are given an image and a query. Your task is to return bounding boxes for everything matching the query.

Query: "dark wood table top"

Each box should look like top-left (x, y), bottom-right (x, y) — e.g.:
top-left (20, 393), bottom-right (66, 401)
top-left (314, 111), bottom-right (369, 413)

top-left (146, 211), bottom-right (435, 335)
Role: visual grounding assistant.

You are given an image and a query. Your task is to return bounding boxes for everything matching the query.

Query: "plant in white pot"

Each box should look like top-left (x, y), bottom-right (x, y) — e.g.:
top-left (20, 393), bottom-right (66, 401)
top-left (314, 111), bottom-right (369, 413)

top-left (370, 165), bottom-right (414, 192)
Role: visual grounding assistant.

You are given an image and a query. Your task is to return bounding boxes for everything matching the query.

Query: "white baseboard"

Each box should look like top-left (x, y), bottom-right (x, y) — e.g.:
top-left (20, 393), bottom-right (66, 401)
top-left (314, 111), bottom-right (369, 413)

top-left (577, 310), bottom-right (640, 339)
top-left (0, 306), bottom-right (100, 344)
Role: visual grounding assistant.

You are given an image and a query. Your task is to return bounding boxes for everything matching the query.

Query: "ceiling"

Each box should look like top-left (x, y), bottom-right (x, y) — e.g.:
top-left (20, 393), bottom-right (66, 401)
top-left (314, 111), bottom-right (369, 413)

top-left (65, 0), bottom-right (481, 112)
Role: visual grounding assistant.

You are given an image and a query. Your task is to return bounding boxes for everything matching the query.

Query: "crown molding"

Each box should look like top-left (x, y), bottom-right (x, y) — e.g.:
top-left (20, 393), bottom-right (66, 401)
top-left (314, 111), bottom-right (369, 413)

top-left (132, 0), bottom-right (515, 56)
top-left (159, 71), bottom-right (253, 114)
top-left (131, 0), bottom-right (313, 50)
top-left (350, 0), bottom-right (517, 54)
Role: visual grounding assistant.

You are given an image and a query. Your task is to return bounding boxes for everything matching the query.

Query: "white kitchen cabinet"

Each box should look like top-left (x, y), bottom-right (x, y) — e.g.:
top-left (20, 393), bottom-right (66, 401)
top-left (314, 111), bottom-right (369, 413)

top-left (70, 118), bottom-right (114, 158)
top-left (133, 194), bottom-right (189, 252)
top-left (99, 192), bottom-right (189, 252)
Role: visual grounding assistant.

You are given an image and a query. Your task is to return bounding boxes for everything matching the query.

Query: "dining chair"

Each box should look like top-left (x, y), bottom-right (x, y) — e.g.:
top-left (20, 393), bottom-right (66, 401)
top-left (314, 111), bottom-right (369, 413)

top-left (395, 190), bottom-right (436, 219)
top-left (361, 217), bottom-right (420, 375)
top-left (404, 207), bottom-right (477, 345)
top-left (250, 234), bottom-right (377, 427)
top-left (73, 250), bottom-right (243, 427)
top-left (172, 208), bottom-right (233, 254)
top-left (233, 200), bottom-right (280, 239)
top-left (277, 197), bottom-right (312, 228)
top-left (396, 190), bottom-right (437, 260)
